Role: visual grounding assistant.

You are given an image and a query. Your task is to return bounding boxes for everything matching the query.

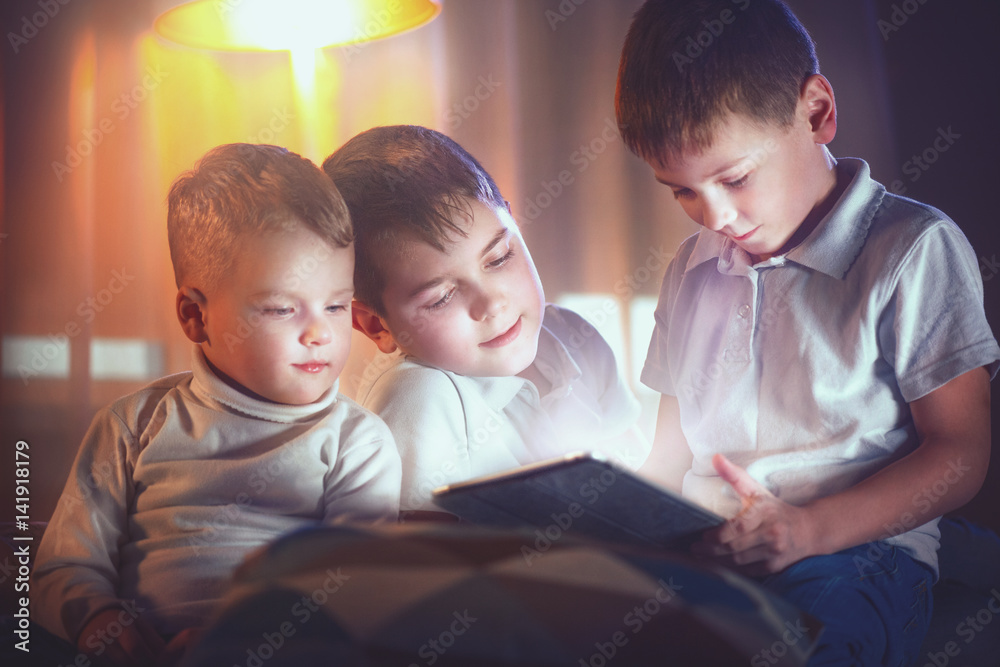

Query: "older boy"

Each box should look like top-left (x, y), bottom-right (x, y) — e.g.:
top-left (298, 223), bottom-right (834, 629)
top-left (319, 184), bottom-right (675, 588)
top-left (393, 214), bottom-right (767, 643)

top-left (322, 126), bottom-right (649, 514)
top-left (32, 144), bottom-right (401, 666)
top-left (616, 0), bottom-right (999, 663)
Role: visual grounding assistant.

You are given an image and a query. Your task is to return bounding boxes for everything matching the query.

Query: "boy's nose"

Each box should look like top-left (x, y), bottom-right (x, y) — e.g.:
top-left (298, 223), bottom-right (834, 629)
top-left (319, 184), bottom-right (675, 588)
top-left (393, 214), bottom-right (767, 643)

top-left (700, 198), bottom-right (737, 232)
top-left (470, 283), bottom-right (505, 321)
top-left (302, 317), bottom-right (332, 346)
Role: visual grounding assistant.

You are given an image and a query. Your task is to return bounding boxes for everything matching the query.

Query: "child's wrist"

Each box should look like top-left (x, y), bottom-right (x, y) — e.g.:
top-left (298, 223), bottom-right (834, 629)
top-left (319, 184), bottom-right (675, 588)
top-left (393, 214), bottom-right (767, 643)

top-left (798, 501), bottom-right (835, 557)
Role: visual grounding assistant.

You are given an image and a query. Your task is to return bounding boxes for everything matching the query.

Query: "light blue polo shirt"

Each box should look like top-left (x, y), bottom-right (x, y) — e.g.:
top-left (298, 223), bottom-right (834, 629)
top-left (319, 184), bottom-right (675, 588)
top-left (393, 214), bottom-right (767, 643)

top-left (641, 158), bottom-right (999, 573)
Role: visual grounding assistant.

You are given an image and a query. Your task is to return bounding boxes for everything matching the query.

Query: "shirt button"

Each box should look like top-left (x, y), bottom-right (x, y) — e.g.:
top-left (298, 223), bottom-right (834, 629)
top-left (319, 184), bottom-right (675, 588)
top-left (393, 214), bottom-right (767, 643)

top-left (724, 348), bottom-right (750, 363)
top-left (738, 304), bottom-right (751, 318)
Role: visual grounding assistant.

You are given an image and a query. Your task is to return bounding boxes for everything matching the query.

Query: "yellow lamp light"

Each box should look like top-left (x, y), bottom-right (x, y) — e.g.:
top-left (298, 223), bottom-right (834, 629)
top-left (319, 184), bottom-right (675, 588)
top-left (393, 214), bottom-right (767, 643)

top-left (154, 0), bottom-right (441, 51)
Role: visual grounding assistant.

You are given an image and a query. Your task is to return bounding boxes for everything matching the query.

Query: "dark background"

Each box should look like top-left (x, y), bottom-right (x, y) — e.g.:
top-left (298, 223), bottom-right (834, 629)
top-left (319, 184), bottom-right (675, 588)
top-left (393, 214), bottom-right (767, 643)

top-left (862, 0), bottom-right (1000, 533)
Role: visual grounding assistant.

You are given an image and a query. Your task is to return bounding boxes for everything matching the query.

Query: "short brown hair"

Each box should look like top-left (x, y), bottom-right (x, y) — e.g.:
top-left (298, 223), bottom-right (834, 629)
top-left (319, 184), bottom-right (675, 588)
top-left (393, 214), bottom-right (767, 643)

top-left (615, 0), bottom-right (819, 166)
top-left (168, 143), bottom-right (352, 289)
top-left (322, 126), bottom-right (505, 315)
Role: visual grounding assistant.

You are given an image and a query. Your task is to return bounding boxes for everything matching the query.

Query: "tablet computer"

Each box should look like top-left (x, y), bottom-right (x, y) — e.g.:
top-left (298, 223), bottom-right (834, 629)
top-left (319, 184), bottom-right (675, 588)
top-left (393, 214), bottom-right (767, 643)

top-left (431, 452), bottom-right (725, 550)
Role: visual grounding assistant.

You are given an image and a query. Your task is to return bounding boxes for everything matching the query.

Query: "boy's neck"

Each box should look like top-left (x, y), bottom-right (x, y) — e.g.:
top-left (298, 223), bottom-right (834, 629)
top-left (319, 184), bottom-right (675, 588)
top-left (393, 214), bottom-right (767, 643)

top-left (202, 352), bottom-right (277, 404)
top-left (765, 153), bottom-right (847, 262)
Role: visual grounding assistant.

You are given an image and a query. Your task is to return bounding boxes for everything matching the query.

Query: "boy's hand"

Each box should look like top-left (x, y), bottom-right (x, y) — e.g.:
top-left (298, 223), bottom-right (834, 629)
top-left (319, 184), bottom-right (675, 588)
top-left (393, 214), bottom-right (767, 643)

top-left (76, 607), bottom-right (166, 666)
top-left (692, 454), bottom-right (819, 576)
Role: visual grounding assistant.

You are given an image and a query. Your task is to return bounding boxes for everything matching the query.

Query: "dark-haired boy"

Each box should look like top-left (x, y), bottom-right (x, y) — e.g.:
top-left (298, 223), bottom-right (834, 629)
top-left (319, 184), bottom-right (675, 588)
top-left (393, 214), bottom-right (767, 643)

top-left (323, 125), bottom-right (649, 514)
top-left (617, 0), bottom-right (998, 662)
top-left (32, 144), bottom-right (400, 665)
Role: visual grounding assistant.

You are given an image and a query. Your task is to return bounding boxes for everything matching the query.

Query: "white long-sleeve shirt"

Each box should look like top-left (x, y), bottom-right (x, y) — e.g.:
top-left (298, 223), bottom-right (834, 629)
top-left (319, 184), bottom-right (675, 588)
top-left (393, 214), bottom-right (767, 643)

top-left (32, 349), bottom-right (401, 642)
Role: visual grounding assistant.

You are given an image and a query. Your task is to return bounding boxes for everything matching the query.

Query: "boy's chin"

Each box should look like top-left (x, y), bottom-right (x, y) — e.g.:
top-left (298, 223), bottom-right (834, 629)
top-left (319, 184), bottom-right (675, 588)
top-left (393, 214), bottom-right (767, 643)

top-left (203, 356), bottom-right (336, 405)
top-left (235, 375), bottom-right (337, 406)
top-left (480, 344), bottom-right (539, 378)
top-left (433, 346), bottom-right (538, 379)
top-left (243, 385), bottom-right (332, 406)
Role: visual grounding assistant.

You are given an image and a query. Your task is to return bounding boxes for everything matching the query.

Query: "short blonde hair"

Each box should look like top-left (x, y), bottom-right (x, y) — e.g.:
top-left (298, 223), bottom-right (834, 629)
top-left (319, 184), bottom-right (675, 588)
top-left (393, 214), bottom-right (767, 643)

top-left (168, 143), bottom-right (352, 289)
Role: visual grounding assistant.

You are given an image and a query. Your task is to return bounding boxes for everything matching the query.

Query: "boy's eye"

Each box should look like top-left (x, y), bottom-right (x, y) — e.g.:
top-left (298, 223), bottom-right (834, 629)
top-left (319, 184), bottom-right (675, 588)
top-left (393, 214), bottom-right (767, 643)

top-left (487, 249), bottom-right (515, 269)
top-left (427, 288), bottom-right (456, 311)
top-left (326, 304), bottom-right (348, 314)
top-left (262, 306), bottom-right (293, 316)
top-left (724, 174), bottom-right (750, 189)
top-left (671, 188), bottom-right (695, 201)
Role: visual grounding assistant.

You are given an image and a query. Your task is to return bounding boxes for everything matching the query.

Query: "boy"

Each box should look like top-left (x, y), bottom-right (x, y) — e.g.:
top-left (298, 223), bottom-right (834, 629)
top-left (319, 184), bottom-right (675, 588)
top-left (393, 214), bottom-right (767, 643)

top-left (616, 0), bottom-right (999, 663)
top-left (322, 126), bottom-right (649, 514)
top-left (31, 144), bottom-right (401, 665)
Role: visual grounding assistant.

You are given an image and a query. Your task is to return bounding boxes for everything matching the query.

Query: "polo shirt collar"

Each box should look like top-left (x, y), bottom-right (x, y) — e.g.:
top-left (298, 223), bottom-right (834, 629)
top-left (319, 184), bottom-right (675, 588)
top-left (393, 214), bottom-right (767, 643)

top-left (685, 227), bottom-right (728, 273)
top-left (683, 158), bottom-right (882, 280)
top-left (786, 158), bottom-right (883, 279)
top-left (534, 311), bottom-right (583, 403)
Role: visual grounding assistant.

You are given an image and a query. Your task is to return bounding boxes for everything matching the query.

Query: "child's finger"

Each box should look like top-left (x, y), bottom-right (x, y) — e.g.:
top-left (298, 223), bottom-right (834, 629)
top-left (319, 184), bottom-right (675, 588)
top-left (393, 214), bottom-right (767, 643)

top-left (695, 497), bottom-right (761, 548)
top-left (711, 453), bottom-right (769, 501)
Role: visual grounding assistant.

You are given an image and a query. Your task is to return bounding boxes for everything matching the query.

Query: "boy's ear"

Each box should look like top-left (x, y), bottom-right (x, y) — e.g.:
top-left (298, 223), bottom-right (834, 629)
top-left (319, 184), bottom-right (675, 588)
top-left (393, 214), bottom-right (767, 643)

top-left (800, 74), bottom-right (837, 145)
top-left (352, 300), bottom-right (399, 354)
top-left (176, 287), bottom-right (209, 344)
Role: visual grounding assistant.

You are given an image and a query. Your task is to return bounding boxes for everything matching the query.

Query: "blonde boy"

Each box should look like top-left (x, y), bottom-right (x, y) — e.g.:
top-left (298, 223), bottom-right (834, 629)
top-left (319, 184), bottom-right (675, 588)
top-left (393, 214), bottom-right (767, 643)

top-left (32, 144), bottom-right (400, 665)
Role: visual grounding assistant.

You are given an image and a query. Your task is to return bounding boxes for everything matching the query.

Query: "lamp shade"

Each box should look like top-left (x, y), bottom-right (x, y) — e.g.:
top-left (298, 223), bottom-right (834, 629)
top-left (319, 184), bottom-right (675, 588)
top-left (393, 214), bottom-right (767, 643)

top-left (154, 0), bottom-right (441, 51)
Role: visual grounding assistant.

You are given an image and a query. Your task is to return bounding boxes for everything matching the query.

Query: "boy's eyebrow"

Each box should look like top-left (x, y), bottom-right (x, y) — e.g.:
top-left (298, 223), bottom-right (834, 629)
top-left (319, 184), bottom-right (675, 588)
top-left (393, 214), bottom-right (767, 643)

top-left (655, 175), bottom-right (682, 188)
top-left (407, 276), bottom-right (445, 299)
top-left (249, 287), bottom-right (355, 300)
top-left (480, 228), bottom-right (509, 257)
top-left (655, 156), bottom-right (755, 187)
top-left (249, 290), bottom-right (288, 300)
top-left (406, 228), bottom-right (511, 299)
top-left (329, 287), bottom-right (355, 300)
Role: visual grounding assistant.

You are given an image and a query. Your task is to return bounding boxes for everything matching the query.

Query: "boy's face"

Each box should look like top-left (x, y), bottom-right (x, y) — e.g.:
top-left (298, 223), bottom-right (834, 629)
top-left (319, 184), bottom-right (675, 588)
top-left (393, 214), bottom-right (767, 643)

top-left (649, 111), bottom-right (831, 262)
top-left (375, 199), bottom-right (545, 377)
top-left (198, 223), bottom-right (354, 405)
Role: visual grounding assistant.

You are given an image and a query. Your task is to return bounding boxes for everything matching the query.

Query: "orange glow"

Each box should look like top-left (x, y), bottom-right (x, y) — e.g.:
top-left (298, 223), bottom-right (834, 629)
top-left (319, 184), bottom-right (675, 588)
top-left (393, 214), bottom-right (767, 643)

top-left (289, 48), bottom-right (340, 159)
top-left (66, 29), bottom-right (98, 404)
top-left (150, 1), bottom-right (440, 163)
top-left (67, 29), bottom-right (96, 273)
top-left (154, 0), bottom-right (441, 52)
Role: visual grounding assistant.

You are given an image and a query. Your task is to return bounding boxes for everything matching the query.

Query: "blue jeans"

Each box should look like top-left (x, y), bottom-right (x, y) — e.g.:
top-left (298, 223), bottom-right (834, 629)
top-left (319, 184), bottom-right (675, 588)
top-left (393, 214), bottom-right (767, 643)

top-left (761, 543), bottom-right (934, 666)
